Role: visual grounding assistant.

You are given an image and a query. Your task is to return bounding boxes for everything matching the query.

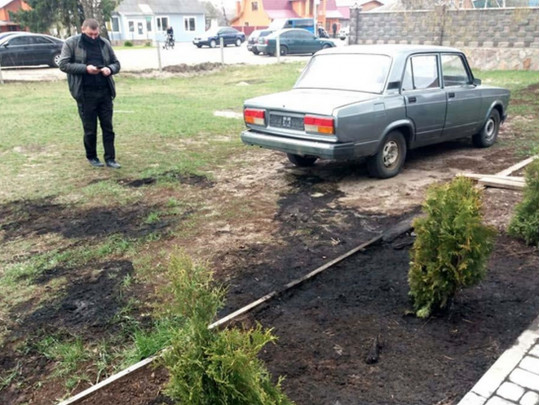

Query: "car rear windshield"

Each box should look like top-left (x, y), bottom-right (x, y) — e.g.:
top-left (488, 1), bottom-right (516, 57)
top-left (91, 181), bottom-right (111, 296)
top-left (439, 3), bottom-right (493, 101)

top-left (294, 53), bottom-right (392, 94)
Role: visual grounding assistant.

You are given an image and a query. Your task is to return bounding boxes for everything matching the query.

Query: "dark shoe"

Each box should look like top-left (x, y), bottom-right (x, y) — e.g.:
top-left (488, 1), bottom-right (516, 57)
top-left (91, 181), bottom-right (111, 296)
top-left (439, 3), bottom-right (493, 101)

top-left (106, 160), bottom-right (121, 169)
top-left (88, 158), bottom-right (104, 167)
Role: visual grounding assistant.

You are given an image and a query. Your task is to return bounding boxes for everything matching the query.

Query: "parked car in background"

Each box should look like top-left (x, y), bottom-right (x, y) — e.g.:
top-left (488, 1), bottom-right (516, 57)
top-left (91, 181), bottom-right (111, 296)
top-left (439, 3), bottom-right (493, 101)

top-left (241, 45), bottom-right (510, 178)
top-left (247, 29), bottom-right (273, 55)
top-left (257, 28), bottom-right (335, 56)
top-left (0, 32), bottom-right (64, 67)
top-left (193, 27), bottom-right (245, 48)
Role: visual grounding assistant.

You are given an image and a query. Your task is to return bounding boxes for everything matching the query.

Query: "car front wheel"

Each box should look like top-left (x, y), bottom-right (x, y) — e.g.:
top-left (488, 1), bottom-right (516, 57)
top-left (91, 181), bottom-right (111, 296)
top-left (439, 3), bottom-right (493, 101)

top-left (472, 109), bottom-right (500, 148)
top-left (235, 38), bottom-right (242, 46)
top-left (366, 131), bottom-right (407, 179)
top-left (287, 153), bottom-right (317, 167)
top-left (210, 40), bottom-right (217, 48)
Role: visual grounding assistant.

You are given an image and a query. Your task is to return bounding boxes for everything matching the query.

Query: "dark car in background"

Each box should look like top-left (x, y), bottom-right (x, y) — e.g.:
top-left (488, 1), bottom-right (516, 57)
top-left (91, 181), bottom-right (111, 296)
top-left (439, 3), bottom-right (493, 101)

top-left (193, 27), bottom-right (246, 48)
top-left (257, 28), bottom-right (335, 56)
top-left (0, 32), bottom-right (64, 67)
top-left (247, 29), bottom-right (273, 55)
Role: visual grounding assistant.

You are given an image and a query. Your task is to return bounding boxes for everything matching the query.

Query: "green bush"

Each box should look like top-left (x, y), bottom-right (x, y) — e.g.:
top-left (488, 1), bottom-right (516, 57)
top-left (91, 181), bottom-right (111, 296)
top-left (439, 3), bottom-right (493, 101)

top-left (124, 40), bottom-right (133, 47)
top-left (408, 177), bottom-right (496, 318)
top-left (161, 255), bottom-right (293, 405)
top-left (508, 159), bottom-right (539, 246)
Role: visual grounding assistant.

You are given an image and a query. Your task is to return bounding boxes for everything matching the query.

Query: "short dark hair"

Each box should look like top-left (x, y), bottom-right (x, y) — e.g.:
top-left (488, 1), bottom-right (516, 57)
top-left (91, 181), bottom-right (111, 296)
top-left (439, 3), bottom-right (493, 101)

top-left (82, 19), bottom-right (99, 30)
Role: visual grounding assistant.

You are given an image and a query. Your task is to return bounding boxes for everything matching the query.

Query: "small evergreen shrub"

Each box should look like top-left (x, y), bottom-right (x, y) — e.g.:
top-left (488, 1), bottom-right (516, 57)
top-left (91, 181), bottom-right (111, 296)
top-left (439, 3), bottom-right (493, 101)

top-left (161, 255), bottom-right (293, 405)
top-left (124, 40), bottom-right (133, 47)
top-left (145, 41), bottom-right (152, 47)
top-left (408, 177), bottom-right (496, 318)
top-left (508, 159), bottom-right (539, 246)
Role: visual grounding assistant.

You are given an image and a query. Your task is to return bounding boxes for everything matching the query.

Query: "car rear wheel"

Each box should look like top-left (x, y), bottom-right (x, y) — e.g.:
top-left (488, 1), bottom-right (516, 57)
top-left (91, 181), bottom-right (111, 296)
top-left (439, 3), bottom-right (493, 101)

top-left (210, 40), bottom-right (217, 48)
top-left (472, 109), bottom-right (500, 148)
top-left (279, 46), bottom-right (288, 56)
top-left (322, 44), bottom-right (332, 49)
top-left (50, 52), bottom-right (61, 68)
top-left (252, 49), bottom-right (260, 55)
top-left (366, 131), bottom-right (407, 179)
top-left (235, 38), bottom-right (242, 46)
top-left (287, 153), bottom-right (318, 167)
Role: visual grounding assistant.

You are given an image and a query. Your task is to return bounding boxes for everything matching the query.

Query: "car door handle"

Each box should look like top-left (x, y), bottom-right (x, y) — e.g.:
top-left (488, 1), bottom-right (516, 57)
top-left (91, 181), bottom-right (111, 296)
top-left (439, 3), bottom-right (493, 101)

top-left (408, 96), bottom-right (417, 103)
top-left (448, 92), bottom-right (455, 98)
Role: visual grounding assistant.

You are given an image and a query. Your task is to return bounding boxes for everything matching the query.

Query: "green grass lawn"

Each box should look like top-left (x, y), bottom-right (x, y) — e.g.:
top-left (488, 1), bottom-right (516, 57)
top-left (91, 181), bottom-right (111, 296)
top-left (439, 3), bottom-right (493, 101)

top-left (0, 64), bottom-right (537, 400)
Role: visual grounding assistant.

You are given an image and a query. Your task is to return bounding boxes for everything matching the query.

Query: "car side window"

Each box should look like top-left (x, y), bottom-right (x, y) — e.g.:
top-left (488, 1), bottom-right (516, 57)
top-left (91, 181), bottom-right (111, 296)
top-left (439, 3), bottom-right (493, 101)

top-left (442, 54), bottom-right (470, 87)
top-left (31, 36), bottom-right (51, 44)
top-left (9, 36), bottom-right (32, 46)
top-left (403, 55), bottom-right (440, 91)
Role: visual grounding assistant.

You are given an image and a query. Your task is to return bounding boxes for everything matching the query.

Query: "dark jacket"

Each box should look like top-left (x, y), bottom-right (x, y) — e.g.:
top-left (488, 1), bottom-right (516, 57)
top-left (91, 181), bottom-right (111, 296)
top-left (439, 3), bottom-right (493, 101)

top-left (58, 34), bottom-right (121, 101)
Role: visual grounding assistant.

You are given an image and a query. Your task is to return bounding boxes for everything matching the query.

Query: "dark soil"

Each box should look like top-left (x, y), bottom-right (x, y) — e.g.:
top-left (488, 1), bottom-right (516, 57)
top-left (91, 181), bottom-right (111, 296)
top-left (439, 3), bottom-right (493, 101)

top-left (73, 231), bottom-right (538, 405)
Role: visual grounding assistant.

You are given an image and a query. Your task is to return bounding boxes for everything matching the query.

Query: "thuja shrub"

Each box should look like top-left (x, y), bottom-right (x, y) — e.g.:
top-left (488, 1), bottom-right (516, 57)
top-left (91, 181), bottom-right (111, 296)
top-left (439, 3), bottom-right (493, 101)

top-left (508, 159), bottom-right (539, 246)
top-left (161, 255), bottom-right (293, 405)
top-left (408, 177), bottom-right (496, 318)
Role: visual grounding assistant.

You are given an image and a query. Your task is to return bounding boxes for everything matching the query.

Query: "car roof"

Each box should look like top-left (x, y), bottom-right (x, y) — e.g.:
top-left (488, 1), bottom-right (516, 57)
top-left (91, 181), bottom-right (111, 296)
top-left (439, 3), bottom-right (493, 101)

top-left (0, 32), bottom-right (64, 43)
top-left (269, 28), bottom-right (313, 36)
top-left (316, 44), bottom-right (462, 57)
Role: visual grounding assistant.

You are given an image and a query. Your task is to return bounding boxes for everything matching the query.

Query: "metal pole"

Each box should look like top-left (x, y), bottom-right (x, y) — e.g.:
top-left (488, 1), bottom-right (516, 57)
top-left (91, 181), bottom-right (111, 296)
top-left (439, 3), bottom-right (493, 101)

top-left (220, 36), bottom-right (224, 64)
top-left (276, 34), bottom-right (280, 62)
top-left (156, 40), bottom-right (162, 72)
top-left (0, 62), bottom-right (3, 85)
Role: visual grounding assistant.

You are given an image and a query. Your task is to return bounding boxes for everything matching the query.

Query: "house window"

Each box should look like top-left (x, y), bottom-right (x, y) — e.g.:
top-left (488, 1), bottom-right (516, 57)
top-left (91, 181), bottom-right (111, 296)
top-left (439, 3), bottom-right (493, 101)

top-left (146, 19), bottom-right (152, 32)
top-left (111, 17), bottom-right (120, 32)
top-left (251, 1), bottom-right (258, 10)
top-left (128, 21), bottom-right (134, 32)
top-left (138, 22), bottom-right (143, 35)
top-left (156, 17), bottom-right (169, 31)
top-left (184, 17), bottom-right (196, 31)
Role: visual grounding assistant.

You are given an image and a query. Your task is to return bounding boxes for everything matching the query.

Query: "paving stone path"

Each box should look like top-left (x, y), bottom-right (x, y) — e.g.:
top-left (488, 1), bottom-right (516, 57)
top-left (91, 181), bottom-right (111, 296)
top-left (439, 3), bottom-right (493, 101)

top-left (458, 318), bottom-right (539, 405)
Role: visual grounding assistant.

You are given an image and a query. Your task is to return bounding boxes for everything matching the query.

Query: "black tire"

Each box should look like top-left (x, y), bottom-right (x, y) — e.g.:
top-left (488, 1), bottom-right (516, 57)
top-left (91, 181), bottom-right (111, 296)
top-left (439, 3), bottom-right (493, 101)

top-left (366, 131), bottom-right (407, 179)
top-left (50, 52), bottom-right (61, 68)
top-left (322, 44), bottom-right (332, 49)
top-left (252, 49), bottom-right (260, 55)
top-left (472, 109), bottom-right (500, 148)
top-left (279, 45), bottom-right (288, 56)
top-left (235, 38), bottom-right (242, 46)
top-left (210, 40), bottom-right (217, 48)
top-left (287, 153), bottom-right (317, 167)
top-left (196, 45), bottom-right (202, 48)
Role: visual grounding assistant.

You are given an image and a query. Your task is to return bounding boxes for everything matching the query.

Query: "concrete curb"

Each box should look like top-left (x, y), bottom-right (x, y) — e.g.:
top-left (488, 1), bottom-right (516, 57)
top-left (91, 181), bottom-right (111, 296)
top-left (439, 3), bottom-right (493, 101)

top-left (458, 317), bottom-right (539, 405)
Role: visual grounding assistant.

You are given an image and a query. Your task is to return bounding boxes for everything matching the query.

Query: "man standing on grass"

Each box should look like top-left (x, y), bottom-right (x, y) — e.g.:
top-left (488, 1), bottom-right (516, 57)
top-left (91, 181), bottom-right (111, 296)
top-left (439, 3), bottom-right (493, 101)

top-left (59, 18), bottom-right (122, 169)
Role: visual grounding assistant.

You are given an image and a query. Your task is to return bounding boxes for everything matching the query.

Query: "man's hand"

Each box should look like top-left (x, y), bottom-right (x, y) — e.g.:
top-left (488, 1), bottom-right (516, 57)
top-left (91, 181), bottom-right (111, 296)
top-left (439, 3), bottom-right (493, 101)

top-left (100, 67), bottom-right (112, 77)
top-left (86, 65), bottom-right (101, 75)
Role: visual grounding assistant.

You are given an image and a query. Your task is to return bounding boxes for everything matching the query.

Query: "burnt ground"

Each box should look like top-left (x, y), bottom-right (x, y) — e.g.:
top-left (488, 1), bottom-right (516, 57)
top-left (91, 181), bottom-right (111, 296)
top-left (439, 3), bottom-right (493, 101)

top-left (0, 90), bottom-right (538, 404)
top-left (71, 179), bottom-right (538, 405)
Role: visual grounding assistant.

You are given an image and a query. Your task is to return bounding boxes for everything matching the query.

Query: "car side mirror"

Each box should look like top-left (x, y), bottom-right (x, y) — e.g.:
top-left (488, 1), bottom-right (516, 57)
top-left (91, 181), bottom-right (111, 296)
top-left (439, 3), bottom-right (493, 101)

top-left (387, 81), bottom-right (400, 90)
top-left (473, 78), bottom-right (482, 86)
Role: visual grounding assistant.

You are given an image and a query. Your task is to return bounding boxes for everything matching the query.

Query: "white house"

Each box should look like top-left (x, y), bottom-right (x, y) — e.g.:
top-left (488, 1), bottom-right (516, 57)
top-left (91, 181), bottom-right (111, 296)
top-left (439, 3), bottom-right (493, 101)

top-left (110, 0), bottom-right (206, 43)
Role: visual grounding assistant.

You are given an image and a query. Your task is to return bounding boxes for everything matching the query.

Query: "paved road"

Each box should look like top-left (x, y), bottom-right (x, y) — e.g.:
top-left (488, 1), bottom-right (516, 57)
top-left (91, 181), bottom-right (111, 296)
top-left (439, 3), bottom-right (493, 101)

top-left (0, 39), bottom-right (346, 82)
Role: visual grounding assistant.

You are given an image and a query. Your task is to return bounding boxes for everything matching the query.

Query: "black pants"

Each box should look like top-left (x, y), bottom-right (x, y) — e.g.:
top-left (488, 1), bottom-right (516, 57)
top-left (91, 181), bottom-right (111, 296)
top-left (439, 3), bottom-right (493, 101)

top-left (77, 87), bottom-right (115, 161)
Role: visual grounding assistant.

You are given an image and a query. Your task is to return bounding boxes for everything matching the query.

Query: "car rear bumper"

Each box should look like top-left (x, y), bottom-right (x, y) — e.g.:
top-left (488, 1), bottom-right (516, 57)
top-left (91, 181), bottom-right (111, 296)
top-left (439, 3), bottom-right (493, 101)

top-left (241, 130), bottom-right (357, 160)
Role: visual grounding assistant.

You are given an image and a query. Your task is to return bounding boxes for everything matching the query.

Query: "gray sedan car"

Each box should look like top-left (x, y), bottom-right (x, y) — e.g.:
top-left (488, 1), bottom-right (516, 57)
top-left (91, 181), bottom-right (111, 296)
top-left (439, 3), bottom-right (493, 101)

top-left (241, 45), bottom-right (510, 178)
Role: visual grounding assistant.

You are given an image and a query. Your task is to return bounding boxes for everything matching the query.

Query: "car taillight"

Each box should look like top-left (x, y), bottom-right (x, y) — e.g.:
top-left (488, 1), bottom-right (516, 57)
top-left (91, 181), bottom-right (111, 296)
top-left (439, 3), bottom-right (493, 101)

top-left (244, 108), bottom-right (265, 126)
top-left (304, 115), bottom-right (334, 135)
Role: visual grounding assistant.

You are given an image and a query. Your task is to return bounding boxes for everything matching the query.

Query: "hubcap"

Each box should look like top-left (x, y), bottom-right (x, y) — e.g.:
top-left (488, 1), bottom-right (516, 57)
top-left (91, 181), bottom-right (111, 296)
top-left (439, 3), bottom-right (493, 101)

top-left (382, 141), bottom-right (399, 167)
top-left (485, 118), bottom-right (496, 141)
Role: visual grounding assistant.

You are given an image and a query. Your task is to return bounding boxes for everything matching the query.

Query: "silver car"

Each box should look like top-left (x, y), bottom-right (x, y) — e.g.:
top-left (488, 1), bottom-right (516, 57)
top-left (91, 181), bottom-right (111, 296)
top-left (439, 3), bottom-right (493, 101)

top-left (241, 45), bottom-right (510, 178)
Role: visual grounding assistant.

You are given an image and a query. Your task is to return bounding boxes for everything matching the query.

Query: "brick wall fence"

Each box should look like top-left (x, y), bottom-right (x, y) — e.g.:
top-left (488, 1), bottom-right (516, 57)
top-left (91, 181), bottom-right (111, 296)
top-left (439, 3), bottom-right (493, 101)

top-left (349, 7), bottom-right (539, 70)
